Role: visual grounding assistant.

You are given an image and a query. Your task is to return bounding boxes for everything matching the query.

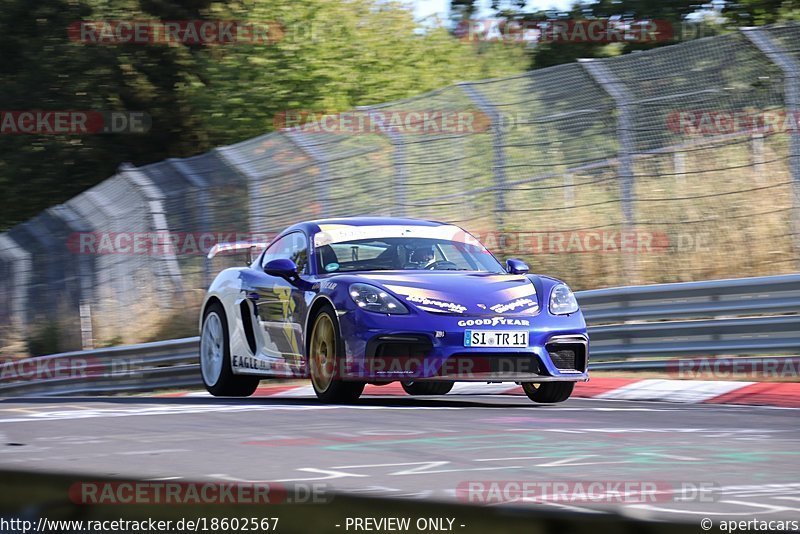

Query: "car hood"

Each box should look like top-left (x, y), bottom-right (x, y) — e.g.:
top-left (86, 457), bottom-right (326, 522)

top-left (340, 271), bottom-right (540, 316)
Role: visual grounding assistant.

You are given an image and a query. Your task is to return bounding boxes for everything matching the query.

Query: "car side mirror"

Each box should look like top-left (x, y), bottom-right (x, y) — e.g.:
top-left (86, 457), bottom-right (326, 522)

top-left (506, 258), bottom-right (529, 275)
top-left (264, 258), bottom-right (298, 280)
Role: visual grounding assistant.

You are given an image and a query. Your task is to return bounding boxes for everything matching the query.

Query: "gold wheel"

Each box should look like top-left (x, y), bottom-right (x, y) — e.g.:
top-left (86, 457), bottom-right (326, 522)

top-left (310, 312), bottom-right (336, 393)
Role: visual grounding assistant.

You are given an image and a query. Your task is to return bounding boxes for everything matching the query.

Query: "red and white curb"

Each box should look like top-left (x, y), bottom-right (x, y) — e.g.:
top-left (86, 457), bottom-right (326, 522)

top-left (166, 378), bottom-right (800, 408)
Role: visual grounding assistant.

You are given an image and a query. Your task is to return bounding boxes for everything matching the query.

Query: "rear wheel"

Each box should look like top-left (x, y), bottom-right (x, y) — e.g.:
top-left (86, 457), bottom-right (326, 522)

top-left (308, 305), bottom-right (364, 403)
top-left (521, 382), bottom-right (574, 403)
top-left (200, 302), bottom-right (259, 397)
top-left (401, 381), bottom-right (454, 396)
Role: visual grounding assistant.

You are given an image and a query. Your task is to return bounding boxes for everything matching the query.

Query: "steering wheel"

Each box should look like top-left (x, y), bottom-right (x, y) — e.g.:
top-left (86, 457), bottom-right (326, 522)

top-left (426, 260), bottom-right (459, 270)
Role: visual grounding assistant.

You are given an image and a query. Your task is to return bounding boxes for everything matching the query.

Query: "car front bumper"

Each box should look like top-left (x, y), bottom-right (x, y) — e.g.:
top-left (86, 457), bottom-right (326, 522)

top-left (336, 308), bottom-right (590, 382)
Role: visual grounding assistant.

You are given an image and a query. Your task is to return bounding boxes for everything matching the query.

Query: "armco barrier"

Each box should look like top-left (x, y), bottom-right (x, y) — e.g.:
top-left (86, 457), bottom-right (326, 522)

top-left (1, 274), bottom-right (798, 396)
top-left (581, 273), bottom-right (800, 361)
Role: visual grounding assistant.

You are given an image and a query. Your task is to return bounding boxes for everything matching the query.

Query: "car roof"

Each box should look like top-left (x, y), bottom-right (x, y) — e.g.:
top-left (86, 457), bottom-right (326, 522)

top-left (281, 217), bottom-right (450, 236)
top-left (309, 217), bottom-right (446, 227)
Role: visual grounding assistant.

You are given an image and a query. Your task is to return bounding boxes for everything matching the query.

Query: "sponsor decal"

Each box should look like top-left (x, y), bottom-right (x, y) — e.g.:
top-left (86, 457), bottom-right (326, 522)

top-left (231, 355), bottom-right (269, 371)
top-left (405, 295), bottom-right (467, 314)
top-left (457, 317), bottom-right (530, 327)
top-left (489, 298), bottom-right (537, 314)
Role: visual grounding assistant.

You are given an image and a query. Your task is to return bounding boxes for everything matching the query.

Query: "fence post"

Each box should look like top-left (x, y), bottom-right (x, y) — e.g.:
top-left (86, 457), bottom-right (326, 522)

top-left (353, 105), bottom-right (409, 218)
top-left (386, 130), bottom-right (408, 217)
top-left (743, 27), bottom-right (800, 269)
top-left (461, 82), bottom-right (508, 230)
top-left (214, 146), bottom-right (263, 234)
top-left (118, 163), bottom-right (185, 304)
top-left (284, 130), bottom-right (332, 216)
top-left (581, 59), bottom-right (637, 282)
top-left (168, 158), bottom-right (213, 287)
top-left (0, 233), bottom-right (31, 340)
top-left (49, 204), bottom-right (96, 349)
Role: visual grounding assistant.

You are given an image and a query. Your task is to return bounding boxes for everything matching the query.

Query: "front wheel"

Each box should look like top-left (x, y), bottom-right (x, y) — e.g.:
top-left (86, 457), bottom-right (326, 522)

top-left (401, 381), bottom-right (454, 396)
top-left (521, 382), bottom-right (574, 403)
top-left (308, 305), bottom-right (364, 403)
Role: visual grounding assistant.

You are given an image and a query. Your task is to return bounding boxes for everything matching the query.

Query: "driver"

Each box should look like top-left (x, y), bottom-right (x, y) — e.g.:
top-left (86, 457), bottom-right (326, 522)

top-left (408, 245), bottom-right (435, 267)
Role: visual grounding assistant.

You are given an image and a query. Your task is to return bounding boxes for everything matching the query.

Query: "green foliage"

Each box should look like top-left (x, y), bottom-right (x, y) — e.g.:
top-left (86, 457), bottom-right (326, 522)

top-left (723, 0), bottom-right (800, 26)
top-left (466, 0), bottom-right (797, 70)
top-left (0, 0), bottom-right (526, 230)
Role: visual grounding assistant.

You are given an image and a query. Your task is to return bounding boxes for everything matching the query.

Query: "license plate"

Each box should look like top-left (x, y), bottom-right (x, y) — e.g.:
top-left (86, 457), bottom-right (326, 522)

top-left (464, 330), bottom-right (529, 348)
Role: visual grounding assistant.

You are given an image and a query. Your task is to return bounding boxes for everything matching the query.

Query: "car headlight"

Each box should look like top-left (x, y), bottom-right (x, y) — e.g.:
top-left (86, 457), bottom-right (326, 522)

top-left (349, 283), bottom-right (409, 314)
top-left (549, 283), bottom-right (579, 315)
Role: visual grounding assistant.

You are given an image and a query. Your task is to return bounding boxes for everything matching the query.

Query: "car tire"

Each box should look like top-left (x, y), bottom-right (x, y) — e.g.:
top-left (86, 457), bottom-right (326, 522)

top-left (200, 302), bottom-right (260, 397)
top-left (521, 382), bottom-right (574, 403)
top-left (401, 381), bottom-right (454, 396)
top-left (308, 304), bottom-right (364, 403)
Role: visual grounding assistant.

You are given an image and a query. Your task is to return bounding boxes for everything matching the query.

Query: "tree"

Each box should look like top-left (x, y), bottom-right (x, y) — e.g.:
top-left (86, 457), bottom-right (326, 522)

top-left (722, 0), bottom-right (800, 25)
top-left (0, 0), bottom-right (526, 230)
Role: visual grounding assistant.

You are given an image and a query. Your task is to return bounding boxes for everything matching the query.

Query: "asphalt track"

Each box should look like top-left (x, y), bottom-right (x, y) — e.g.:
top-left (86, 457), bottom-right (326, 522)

top-left (1, 393), bottom-right (799, 523)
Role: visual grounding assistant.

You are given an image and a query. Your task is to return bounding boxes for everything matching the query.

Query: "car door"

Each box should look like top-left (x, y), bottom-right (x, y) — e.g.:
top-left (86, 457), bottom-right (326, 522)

top-left (251, 232), bottom-right (309, 365)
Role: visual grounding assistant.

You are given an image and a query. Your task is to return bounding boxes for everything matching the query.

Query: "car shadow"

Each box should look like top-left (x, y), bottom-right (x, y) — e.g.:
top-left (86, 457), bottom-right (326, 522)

top-left (0, 394), bottom-right (559, 409)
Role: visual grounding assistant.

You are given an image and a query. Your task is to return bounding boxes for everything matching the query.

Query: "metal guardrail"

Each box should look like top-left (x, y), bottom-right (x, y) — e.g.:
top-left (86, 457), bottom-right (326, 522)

top-left (580, 273), bottom-right (800, 361)
top-left (0, 337), bottom-right (200, 397)
top-left (1, 274), bottom-right (798, 396)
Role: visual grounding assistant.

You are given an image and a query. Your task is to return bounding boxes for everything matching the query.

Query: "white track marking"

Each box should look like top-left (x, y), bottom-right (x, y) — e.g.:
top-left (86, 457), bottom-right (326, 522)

top-left (534, 455), bottom-right (631, 468)
top-left (330, 461), bottom-right (520, 476)
top-left (209, 469), bottom-right (369, 482)
top-left (117, 449), bottom-right (191, 455)
top-left (277, 385), bottom-right (316, 397)
top-left (473, 456), bottom-right (546, 462)
top-left (596, 379), bottom-right (754, 403)
top-left (720, 500), bottom-right (800, 513)
top-left (449, 383), bottom-right (518, 395)
top-left (515, 499), bottom-right (607, 514)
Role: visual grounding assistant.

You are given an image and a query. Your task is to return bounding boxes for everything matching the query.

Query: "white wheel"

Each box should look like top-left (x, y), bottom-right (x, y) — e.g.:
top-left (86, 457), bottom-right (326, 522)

top-left (200, 311), bottom-right (224, 387)
top-left (199, 302), bottom-right (259, 397)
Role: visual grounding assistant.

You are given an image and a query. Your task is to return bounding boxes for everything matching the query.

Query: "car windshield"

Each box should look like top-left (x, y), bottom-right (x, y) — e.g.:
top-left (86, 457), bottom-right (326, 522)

top-left (315, 237), bottom-right (505, 273)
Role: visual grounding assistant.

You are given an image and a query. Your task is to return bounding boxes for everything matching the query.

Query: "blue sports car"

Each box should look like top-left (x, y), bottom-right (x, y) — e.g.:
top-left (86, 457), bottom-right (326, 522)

top-left (199, 217), bottom-right (588, 403)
